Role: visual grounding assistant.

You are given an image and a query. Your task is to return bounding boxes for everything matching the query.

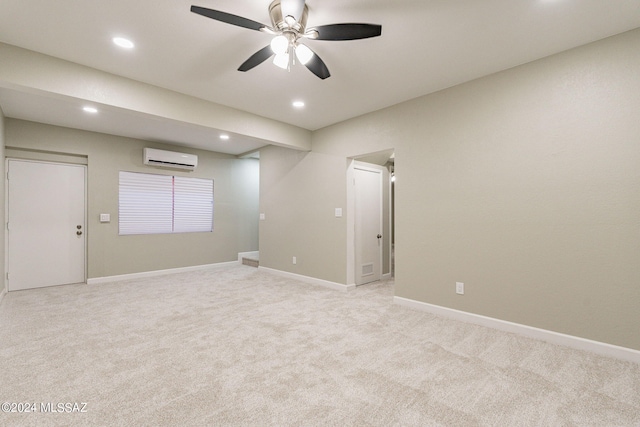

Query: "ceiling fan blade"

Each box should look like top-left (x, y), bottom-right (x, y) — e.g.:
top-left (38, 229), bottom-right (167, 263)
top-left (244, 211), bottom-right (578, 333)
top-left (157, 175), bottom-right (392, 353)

top-left (191, 5), bottom-right (266, 31)
top-left (280, 0), bottom-right (305, 22)
top-left (304, 52), bottom-right (331, 80)
top-left (313, 23), bottom-right (382, 41)
top-left (238, 46), bottom-right (274, 72)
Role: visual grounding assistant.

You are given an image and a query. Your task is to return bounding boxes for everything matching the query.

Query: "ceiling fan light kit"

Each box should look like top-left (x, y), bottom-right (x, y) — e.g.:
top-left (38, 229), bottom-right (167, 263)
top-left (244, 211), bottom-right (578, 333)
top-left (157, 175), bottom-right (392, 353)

top-left (191, 0), bottom-right (382, 79)
top-left (270, 35), bottom-right (290, 55)
top-left (273, 52), bottom-right (290, 69)
top-left (295, 44), bottom-right (313, 64)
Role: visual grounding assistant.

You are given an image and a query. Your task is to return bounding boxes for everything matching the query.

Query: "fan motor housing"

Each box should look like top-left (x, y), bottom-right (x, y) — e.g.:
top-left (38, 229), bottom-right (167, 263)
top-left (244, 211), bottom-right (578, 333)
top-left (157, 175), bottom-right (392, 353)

top-left (269, 0), bottom-right (309, 32)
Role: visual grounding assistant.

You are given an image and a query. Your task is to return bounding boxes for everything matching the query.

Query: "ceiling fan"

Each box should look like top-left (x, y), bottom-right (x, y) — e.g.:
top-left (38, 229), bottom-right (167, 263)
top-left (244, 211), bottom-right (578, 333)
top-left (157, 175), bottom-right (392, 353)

top-left (191, 0), bottom-right (382, 79)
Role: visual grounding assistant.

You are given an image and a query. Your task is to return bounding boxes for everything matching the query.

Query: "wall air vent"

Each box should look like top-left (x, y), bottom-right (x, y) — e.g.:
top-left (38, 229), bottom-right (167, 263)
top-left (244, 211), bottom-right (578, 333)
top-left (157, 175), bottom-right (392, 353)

top-left (143, 148), bottom-right (198, 171)
top-left (362, 263), bottom-right (374, 276)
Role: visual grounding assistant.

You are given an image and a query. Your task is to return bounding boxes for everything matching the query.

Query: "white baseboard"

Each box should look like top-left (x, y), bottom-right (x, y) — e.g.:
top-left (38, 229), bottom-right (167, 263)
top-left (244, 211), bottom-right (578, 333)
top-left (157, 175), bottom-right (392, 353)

top-left (238, 251), bottom-right (259, 262)
top-left (381, 273), bottom-right (392, 281)
top-left (87, 261), bottom-right (239, 285)
top-left (394, 296), bottom-right (640, 364)
top-left (258, 267), bottom-right (355, 292)
top-left (0, 287), bottom-right (6, 305)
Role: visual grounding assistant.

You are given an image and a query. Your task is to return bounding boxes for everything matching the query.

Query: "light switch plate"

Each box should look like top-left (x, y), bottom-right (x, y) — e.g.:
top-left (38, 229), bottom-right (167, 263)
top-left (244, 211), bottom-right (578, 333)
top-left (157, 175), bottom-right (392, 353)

top-left (100, 213), bottom-right (110, 223)
top-left (335, 208), bottom-right (343, 218)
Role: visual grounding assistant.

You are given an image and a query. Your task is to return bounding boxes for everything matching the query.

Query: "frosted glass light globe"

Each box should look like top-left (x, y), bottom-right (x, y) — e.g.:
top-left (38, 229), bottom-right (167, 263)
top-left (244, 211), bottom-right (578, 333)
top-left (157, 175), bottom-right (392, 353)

top-left (273, 53), bottom-right (290, 69)
top-left (270, 35), bottom-right (289, 55)
top-left (295, 44), bottom-right (313, 65)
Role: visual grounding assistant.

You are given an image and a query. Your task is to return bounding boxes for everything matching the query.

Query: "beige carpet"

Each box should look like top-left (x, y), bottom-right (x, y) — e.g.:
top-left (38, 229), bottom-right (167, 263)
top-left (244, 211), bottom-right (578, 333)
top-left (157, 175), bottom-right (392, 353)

top-left (1, 265), bottom-right (639, 426)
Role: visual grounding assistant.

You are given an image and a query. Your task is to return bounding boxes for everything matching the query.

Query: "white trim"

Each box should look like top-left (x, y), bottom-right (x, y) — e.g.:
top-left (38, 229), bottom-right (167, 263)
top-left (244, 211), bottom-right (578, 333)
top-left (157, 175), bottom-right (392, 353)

top-left (87, 261), bottom-right (239, 284)
top-left (394, 296), bottom-right (640, 364)
top-left (238, 251), bottom-right (259, 262)
top-left (4, 158), bottom-right (8, 295)
top-left (346, 159), bottom-right (355, 285)
top-left (0, 287), bottom-right (6, 305)
top-left (381, 273), bottom-right (392, 281)
top-left (258, 267), bottom-right (355, 292)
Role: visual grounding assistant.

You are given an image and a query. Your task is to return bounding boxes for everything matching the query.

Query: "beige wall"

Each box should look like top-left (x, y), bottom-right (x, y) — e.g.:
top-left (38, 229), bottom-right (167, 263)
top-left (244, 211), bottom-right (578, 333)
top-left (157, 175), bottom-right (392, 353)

top-left (259, 145), bottom-right (347, 284)
top-left (262, 28), bottom-right (640, 350)
top-left (6, 119), bottom-right (259, 279)
top-left (259, 152), bottom-right (393, 285)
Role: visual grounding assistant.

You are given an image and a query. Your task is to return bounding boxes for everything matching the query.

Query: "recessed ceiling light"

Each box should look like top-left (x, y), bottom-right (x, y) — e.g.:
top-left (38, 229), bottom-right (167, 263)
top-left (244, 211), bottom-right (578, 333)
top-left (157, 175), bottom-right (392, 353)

top-left (83, 106), bottom-right (98, 113)
top-left (220, 134), bottom-right (230, 140)
top-left (113, 37), bottom-right (134, 49)
top-left (292, 101), bottom-right (305, 108)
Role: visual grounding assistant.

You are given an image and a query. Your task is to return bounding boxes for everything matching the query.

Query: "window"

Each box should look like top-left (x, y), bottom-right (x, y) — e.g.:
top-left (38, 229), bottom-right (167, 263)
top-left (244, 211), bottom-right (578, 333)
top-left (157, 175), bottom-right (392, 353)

top-left (119, 171), bottom-right (213, 235)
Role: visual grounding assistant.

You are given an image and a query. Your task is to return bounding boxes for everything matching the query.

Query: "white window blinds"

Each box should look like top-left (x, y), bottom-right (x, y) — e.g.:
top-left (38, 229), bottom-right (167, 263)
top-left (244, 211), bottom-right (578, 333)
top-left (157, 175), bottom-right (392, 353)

top-left (174, 176), bottom-right (214, 233)
top-left (119, 171), bottom-right (213, 235)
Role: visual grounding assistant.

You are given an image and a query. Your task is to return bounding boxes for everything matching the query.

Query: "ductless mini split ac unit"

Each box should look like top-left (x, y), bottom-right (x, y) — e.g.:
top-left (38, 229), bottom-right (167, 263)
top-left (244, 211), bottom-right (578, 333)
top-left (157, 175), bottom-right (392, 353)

top-left (143, 148), bottom-right (198, 171)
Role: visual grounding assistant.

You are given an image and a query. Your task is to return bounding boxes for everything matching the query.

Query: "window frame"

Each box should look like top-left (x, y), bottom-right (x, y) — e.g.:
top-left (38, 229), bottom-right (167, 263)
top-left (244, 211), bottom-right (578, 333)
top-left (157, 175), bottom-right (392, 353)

top-left (118, 171), bottom-right (214, 236)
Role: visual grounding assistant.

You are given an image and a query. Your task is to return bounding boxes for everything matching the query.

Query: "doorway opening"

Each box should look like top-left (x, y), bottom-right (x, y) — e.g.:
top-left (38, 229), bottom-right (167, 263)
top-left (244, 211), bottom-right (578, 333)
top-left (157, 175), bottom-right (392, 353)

top-left (347, 149), bottom-right (395, 287)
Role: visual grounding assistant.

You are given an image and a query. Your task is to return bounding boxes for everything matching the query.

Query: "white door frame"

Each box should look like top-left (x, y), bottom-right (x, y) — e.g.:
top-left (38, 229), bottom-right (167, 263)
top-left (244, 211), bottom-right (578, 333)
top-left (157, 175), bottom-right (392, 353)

top-left (5, 158), bottom-right (88, 291)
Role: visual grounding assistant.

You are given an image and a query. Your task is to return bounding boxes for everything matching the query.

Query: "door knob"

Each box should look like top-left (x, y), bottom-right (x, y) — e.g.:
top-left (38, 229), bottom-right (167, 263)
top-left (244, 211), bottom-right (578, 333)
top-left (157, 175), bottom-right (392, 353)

top-left (77, 225), bottom-right (82, 229)
top-left (76, 230), bottom-right (83, 236)
top-left (377, 234), bottom-right (382, 239)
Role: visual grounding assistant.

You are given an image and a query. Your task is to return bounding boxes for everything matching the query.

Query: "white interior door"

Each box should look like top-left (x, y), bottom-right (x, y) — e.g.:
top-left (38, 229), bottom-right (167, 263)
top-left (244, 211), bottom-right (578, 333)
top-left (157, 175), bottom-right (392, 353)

top-left (7, 160), bottom-right (86, 291)
top-left (354, 167), bottom-right (382, 285)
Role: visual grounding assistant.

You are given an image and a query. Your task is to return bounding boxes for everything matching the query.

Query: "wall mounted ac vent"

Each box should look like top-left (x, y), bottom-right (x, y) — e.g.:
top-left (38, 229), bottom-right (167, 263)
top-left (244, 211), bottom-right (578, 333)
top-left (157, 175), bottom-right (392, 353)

top-left (143, 148), bottom-right (198, 171)
top-left (361, 263), bottom-right (374, 276)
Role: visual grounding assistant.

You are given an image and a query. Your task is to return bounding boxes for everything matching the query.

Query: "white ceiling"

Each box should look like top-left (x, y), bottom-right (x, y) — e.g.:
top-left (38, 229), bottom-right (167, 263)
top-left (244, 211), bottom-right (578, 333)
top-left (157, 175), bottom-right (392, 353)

top-left (1, 0), bottom-right (639, 154)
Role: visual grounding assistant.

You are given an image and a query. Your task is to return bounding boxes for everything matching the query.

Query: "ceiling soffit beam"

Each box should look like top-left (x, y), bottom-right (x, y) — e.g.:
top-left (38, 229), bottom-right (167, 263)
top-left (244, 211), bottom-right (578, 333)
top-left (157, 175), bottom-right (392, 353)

top-left (0, 42), bottom-right (311, 151)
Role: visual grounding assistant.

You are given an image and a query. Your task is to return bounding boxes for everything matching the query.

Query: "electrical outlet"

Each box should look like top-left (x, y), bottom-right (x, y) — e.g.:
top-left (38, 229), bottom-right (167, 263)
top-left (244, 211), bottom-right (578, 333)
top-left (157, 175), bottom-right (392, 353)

top-left (292, 256), bottom-right (297, 265)
top-left (456, 282), bottom-right (464, 295)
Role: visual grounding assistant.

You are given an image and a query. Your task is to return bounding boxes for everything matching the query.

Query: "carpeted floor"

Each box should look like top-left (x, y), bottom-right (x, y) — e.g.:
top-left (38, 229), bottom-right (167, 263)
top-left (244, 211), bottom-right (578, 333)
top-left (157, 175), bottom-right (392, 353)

top-left (1, 264), bottom-right (639, 426)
